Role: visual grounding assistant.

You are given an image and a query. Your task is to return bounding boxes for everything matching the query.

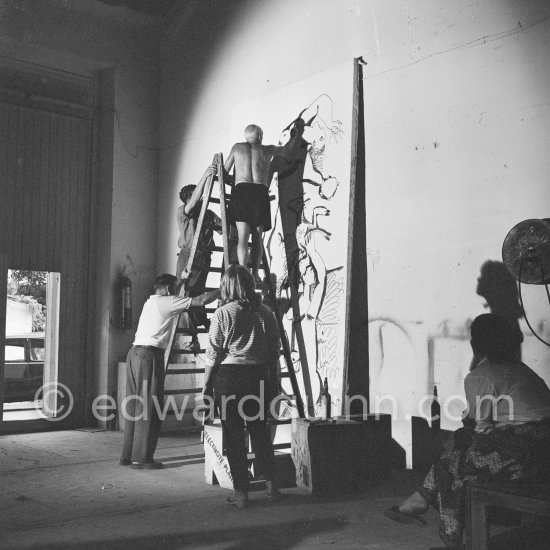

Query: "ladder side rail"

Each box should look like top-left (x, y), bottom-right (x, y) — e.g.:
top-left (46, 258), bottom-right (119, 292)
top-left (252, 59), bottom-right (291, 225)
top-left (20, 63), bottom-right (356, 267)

top-left (166, 157), bottom-right (217, 371)
top-left (216, 152), bottom-right (231, 269)
top-left (185, 154), bottom-right (218, 276)
top-left (277, 317), bottom-right (306, 418)
top-left (164, 312), bottom-right (182, 370)
top-left (261, 252), bottom-right (305, 418)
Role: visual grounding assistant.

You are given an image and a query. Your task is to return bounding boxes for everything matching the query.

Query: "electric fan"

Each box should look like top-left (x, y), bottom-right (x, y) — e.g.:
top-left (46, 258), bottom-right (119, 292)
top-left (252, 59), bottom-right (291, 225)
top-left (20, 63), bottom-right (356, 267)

top-left (502, 218), bottom-right (550, 347)
top-left (502, 218), bottom-right (550, 284)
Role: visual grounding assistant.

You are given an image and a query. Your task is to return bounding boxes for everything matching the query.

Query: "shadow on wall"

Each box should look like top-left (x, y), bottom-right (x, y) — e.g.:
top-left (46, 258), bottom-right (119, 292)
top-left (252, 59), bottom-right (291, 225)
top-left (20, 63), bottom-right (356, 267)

top-left (475, 259), bottom-right (523, 359)
top-left (369, 259), bottom-right (526, 456)
top-left (265, 97), bottom-right (349, 416)
top-left (162, 2), bottom-right (250, 141)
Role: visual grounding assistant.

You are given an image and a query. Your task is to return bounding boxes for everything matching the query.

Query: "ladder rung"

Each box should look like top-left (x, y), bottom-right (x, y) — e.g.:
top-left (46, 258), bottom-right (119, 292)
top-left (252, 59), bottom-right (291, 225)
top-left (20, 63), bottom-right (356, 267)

top-left (186, 267), bottom-right (211, 273)
top-left (164, 409), bottom-right (201, 416)
top-left (254, 282), bottom-right (271, 291)
top-left (273, 442), bottom-right (291, 450)
top-left (269, 418), bottom-right (292, 426)
top-left (247, 443), bottom-right (290, 462)
top-left (166, 368), bottom-right (205, 375)
top-left (206, 267), bottom-right (224, 273)
top-left (170, 349), bottom-right (206, 355)
top-left (164, 388), bottom-right (202, 395)
top-left (205, 308), bottom-right (216, 314)
top-left (212, 246), bottom-right (224, 253)
top-left (176, 327), bottom-right (208, 334)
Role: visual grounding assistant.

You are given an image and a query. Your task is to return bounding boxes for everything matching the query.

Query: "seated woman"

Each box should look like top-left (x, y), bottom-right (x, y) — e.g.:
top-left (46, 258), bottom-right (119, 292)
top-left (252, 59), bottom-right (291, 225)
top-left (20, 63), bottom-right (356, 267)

top-left (385, 313), bottom-right (550, 549)
top-left (202, 264), bottom-right (281, 508)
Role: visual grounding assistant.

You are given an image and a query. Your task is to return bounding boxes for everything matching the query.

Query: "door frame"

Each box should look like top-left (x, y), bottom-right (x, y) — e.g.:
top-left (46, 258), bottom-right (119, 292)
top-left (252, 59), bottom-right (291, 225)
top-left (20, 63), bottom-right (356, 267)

top-left (0, 50), bottom-right (109, 434)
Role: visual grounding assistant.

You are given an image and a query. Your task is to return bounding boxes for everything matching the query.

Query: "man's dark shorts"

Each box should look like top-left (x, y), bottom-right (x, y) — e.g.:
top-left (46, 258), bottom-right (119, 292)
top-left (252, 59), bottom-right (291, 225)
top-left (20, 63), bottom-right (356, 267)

top-left (228, 182), bottom-right (272, 230)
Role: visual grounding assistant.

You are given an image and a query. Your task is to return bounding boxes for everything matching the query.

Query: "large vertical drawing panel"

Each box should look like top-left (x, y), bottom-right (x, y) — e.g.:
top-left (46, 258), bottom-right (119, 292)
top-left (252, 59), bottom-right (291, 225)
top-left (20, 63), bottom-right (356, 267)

top-left (231, 62), bottom-right (354, 415)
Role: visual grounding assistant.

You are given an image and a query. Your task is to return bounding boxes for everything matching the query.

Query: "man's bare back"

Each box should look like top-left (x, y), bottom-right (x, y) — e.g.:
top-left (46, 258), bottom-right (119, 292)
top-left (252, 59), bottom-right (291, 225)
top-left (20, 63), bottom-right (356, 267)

top-left (225, 141), bottom-right (279, 187)
top-left (224, 122), bottom-right (304, 281)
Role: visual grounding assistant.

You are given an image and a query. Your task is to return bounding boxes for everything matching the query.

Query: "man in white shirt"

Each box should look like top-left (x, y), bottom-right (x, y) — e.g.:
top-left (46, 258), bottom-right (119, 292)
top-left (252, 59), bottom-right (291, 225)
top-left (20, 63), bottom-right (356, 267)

top-left (120, 273), bottom-right (220, 469)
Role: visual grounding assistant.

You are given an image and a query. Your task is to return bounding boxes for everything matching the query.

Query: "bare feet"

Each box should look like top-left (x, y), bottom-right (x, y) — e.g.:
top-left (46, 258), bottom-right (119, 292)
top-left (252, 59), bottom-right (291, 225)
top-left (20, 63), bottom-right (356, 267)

top-left (227, 490), bottom-right (249, 508)
top-left (398, 491), bottom-right (429, 516)
top-left (384, 491), bottom-right (429, 527)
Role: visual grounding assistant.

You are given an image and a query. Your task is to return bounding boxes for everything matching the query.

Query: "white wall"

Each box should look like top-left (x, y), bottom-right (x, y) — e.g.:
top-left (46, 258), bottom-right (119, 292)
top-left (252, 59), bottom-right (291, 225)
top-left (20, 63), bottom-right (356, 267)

top-left (158, 0), bottom-right (371, 272)
top-left (364, 1), bottom-right (550, 461)
top-left (159, 0), bottom-right (550, 461)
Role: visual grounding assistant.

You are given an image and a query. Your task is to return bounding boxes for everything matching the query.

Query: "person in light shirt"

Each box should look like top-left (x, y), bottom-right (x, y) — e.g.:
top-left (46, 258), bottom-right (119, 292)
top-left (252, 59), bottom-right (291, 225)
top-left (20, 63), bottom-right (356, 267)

top-left (385, 313), bottom-right (550, 548)
top-left (120, 273), bottom-right (219, 470)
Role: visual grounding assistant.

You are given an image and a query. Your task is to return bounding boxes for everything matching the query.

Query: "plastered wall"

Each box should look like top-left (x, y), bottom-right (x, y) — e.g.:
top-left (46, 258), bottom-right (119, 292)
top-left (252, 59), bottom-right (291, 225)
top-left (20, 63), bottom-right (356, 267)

top-left (159, 0), bottom-right (550, 461)
top-left (364, 1), bottom-right (550, 462)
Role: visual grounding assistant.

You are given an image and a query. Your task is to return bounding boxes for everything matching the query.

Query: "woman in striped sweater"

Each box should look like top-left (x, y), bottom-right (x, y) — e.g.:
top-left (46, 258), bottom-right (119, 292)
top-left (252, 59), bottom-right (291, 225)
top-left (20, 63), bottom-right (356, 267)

top-left (203, 264), bottom-right (281, 508)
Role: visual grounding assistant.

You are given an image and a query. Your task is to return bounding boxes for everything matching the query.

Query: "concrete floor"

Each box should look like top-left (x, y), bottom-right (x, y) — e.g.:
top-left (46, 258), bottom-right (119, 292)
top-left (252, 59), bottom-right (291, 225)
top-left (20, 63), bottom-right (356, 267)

top-left (0, 429), bottom-right (447, 549)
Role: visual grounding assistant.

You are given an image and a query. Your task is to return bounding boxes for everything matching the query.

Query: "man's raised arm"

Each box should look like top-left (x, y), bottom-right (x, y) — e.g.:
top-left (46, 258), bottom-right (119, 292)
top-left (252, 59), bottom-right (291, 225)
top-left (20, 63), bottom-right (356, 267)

top-left (184, 164), bottom-right (217, 215)
top-left (190, 289), bottom-right (220, 307)
top-left (224, 145), bottom-right (236, 175)
top-left (277, 118), bottom-right (305, 163)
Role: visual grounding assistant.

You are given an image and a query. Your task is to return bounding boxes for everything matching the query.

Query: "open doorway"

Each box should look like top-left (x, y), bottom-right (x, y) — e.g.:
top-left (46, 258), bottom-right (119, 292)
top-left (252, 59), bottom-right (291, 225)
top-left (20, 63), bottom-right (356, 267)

top-left (4, 270), bottom-right (60, 421)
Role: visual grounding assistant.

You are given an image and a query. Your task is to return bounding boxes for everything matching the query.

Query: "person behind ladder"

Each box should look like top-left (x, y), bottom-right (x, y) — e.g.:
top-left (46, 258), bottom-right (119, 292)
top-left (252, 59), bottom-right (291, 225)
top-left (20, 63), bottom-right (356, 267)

top-left (176, 164), bottom-right (222, 341)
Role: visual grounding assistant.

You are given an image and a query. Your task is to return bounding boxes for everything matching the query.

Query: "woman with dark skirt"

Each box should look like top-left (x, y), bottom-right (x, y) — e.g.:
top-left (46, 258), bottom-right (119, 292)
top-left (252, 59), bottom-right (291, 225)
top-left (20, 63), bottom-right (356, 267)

top-left (202, 264), bottom-right (281, 508)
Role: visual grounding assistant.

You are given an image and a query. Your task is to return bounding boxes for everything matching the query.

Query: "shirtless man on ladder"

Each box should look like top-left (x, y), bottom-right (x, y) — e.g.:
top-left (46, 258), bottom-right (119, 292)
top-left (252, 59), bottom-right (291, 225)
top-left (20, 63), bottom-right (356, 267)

top-left (224, 119), bottom-right (305, 283)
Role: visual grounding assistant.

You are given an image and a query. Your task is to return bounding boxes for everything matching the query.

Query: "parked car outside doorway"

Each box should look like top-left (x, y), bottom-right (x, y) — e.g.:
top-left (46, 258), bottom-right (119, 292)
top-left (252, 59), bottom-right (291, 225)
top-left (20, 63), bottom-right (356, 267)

top-left (4, 333), bottom-right (45, 403)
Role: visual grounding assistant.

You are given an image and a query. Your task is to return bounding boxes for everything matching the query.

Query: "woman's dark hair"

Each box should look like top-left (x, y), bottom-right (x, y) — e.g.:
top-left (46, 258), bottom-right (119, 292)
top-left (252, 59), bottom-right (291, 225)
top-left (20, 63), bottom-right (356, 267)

top-left (220, 264), bottom-right (260, 308)
top-left (179, 185), bottom-right (195, 203)
top-left (470, 313), bottom-right (523, 362)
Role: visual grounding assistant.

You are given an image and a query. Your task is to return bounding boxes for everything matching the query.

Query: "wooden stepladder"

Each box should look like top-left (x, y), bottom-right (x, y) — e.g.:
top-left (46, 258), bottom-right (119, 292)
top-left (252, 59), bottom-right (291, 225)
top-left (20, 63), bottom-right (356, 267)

top-left (162, 153), bottom-right (229, 424)
top-left (164, 153), bottom-right (305, 487)
top-left (259, 253), bottom-right (305, 419)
